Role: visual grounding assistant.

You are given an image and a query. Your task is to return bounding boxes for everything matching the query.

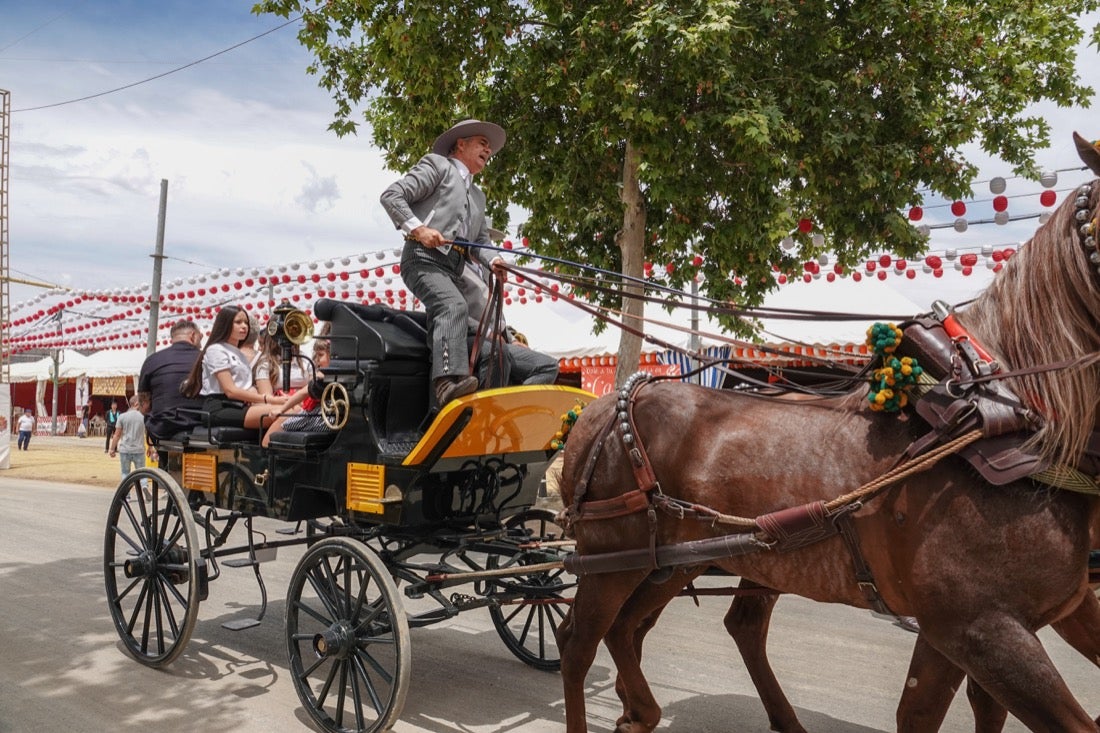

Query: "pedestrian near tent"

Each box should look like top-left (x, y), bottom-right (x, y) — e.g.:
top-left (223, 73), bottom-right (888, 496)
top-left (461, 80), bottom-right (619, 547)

top-left (109, 395), bottom-right (146, 478)
top-left (103, 400), bottom-right (120, 453)
top-left (380, 118), bottom-right (508, 406)
top-left (16, 408), bottom-right (34, 451)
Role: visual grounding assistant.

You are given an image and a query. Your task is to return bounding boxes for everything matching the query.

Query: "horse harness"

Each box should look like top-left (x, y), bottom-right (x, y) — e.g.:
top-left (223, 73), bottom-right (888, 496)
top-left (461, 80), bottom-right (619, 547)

top-left (561, 302), bottom-right (1100, 619)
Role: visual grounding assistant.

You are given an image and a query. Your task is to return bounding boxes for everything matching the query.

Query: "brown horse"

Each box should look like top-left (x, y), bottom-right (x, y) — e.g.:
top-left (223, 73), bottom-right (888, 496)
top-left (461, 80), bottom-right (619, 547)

top-left (599, 530), bottom-right (1100, 732)
top-left (557, 141), bottom-right (1100, 732)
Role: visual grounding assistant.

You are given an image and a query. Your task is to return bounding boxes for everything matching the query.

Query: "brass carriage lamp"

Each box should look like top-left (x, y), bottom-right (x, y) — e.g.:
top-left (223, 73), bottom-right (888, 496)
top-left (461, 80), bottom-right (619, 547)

top-left (267, 299), bottom-right (315, 391)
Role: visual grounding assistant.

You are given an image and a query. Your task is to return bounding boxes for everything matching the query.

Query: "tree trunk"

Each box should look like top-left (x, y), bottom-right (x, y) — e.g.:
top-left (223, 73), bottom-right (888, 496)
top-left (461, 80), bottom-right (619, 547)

top-left (615, 140), bottom-right (645, 388)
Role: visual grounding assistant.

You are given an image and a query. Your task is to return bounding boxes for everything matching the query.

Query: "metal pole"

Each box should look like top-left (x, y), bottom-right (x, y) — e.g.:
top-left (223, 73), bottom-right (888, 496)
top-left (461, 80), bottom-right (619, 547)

top-left (50, 349), bottom-right (59, 435)
top-left (689, 276), bottom-right (701, 383)
top-left (147, 179), bottom-right (168, 356)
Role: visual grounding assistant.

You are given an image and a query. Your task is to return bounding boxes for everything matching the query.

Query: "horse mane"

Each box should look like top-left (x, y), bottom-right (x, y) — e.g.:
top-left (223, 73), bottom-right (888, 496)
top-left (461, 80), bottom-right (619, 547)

top-left (956, 178), bottom-right (1100, 468)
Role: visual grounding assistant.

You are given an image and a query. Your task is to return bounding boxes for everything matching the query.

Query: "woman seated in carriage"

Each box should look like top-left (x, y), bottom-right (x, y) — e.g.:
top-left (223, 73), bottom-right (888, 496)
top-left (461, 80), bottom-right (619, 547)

top-left (180, 305), bottom-right (290, 436)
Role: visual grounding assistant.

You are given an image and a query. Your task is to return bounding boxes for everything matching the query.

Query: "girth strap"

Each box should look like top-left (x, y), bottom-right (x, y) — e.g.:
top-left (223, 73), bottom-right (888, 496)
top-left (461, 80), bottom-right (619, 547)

top-left (834, 508), bottom-right (895, 617)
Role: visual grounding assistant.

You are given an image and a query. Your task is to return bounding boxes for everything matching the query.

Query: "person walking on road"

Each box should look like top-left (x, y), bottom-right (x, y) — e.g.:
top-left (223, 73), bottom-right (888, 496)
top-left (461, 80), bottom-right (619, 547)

top-left (108, 395), bottom-right (146, 478)
top-left (16, 408), bottom-right (34, 451)
top-left (103, 400), bottom-right (120, 453)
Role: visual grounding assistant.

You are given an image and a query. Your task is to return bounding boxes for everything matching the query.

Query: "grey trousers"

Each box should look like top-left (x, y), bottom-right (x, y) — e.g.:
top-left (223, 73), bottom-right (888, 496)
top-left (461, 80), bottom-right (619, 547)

top-left (400, 241), bottom-right (470, 381)
top-left (470, 336), bottom-right (559, 388)
top-left (507, 343), bottom-right (559, 385)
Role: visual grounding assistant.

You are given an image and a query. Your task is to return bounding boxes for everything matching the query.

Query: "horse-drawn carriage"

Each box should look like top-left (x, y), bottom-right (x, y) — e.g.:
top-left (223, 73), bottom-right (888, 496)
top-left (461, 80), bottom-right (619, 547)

top-left (105, 131), bottom-right (1100, 733)
top-left (103, 296), bottom-right (592, 733)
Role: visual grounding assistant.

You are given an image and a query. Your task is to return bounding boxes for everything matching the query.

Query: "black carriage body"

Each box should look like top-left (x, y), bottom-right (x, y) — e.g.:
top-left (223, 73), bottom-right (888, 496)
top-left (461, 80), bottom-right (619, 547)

top-left (160, 298), bottom-right (569, 531)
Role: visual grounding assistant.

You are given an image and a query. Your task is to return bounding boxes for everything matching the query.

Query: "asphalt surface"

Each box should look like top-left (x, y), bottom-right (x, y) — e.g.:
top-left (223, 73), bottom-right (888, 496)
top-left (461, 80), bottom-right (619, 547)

top-left (1, 476), bottom-right (1098, 733)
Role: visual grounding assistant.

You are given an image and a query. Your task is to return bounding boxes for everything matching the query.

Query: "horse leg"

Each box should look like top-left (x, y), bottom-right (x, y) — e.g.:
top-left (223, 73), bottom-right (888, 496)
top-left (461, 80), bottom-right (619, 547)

top-left (958, 591), bottom-right (1100, 732)
top-left (723, 579), bottom-right (808, 733)
top-left (604, 571), bottom-right (703, 733)
top-left (894, 631), bottom-right (975, 733)
top-left (558, 569), bottom-right (651, 733)
top-left (1048, 590), bottom-right (1100, 726)
top-left (929, 613), bottom-right (1098, 732)
top-left (964, 678), bottom-right (1010, 733)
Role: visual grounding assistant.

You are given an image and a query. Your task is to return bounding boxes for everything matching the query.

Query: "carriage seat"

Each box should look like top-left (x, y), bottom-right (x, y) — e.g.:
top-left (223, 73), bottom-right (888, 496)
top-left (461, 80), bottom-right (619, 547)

top-left (266, 429), bottom-right (339, 452)
top-left (152, 425), bottom-right (260, 450)
top-left (314, 298), bottom-right (430, 364)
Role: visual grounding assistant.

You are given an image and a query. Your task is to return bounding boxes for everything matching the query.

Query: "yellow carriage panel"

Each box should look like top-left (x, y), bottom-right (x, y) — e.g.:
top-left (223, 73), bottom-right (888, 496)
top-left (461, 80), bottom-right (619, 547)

top-left (402, 385), bottom-right (595, 466)
top-left (182, 453), bottom-right (218, 494)
top-left (347, 462), bottom-right (387, 514)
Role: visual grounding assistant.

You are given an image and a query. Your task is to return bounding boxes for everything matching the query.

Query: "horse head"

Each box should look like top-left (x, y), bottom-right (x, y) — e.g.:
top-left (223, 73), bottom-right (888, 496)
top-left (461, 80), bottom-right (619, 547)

top-left (954, 132), bottom-right (1100, 471)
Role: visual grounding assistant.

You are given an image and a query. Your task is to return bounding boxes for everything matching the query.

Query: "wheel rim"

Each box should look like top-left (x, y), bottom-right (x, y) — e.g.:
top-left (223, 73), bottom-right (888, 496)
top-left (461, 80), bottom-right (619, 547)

top-left (488, 509), bottom-right (574, 671)
top-left (103, 468), bottom-right (201, 667)
top-left (286, 538), bottom-right (410, 733)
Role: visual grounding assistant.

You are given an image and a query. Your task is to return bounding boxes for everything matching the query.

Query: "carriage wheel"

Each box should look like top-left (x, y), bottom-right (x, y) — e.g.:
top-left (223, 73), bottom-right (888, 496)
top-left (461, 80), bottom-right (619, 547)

top-left (286, 538), bottom-right (411, 733)
top-left (103, 468), bottom-right (202, 667)
top-left (488, 508), bottom-right (575, 672)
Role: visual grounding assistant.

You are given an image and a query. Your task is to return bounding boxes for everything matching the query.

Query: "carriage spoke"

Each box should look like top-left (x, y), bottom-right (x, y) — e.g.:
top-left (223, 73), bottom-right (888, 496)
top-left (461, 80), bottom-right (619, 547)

top-left (119, 498), bottom-right (150, 550)
top-left (152, 576), bottom-right (183, 638)
top-left (351, 649), bottom-right (385, 719)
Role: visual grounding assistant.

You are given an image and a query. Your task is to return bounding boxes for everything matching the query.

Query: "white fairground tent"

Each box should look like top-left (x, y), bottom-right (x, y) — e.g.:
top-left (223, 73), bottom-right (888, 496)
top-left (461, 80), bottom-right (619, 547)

top-left (5, 349), bottom-right (145, 443)
top-left (505, 276), bottom-right (927, 395)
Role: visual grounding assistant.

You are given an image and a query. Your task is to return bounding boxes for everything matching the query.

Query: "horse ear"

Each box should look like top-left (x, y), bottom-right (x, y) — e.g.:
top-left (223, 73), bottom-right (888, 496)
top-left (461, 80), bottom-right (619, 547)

top-left (1073, 131), bottom-right (1100, 176)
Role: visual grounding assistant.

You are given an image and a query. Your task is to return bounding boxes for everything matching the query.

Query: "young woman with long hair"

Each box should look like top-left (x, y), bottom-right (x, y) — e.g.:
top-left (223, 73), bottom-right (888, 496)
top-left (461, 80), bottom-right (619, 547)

top-left (181, 305), bottom-right (288, 429)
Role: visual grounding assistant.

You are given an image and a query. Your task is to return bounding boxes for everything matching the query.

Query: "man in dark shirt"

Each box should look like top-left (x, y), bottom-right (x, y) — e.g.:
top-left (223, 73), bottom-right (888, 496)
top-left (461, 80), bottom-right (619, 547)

top-left (137, 319), bottom-right (204, 440)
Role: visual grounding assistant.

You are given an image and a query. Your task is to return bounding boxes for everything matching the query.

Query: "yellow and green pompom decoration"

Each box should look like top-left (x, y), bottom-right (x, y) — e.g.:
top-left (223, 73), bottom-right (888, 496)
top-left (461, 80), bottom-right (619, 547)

top-left (550, 402), bottom-right (586, 450)
top-left (867, 322), bottom-right (903, 356)
top-left (868, 355), bottom-right (923, 412)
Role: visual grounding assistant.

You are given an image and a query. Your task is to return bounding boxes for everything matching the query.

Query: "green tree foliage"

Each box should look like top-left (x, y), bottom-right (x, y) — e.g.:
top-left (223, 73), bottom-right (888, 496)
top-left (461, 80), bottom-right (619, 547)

top-left (255, 0), bottom-right (1099, 382)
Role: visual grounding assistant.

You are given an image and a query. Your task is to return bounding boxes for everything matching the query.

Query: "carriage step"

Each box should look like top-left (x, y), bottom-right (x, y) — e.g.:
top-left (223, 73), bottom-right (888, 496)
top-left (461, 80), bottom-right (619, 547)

top-left (221, 617), bottom-right (262, 631)
top-left (223, 547), bottom-right (278, 567)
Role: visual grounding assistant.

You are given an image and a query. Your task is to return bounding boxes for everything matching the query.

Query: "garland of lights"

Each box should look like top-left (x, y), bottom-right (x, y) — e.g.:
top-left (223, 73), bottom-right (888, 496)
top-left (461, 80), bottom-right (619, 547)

top-left (3, 166), bottom-right (1089, 355)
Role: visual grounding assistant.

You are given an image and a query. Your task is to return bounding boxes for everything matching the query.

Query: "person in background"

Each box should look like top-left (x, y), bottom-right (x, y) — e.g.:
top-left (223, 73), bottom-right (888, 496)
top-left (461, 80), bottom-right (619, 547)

top-left (253, 328), bottom-right (310, 397)
top-left (109, 394), bottom-right (146, 478)
top-left (180, 305), bottom-right (289, 432)
top-left (137, 319), bottom-right (205, 441)
top-left (265, 327), bottom-right (333, 443)
top-left (380, 118), bottom-right (507, 406)
top-left (103, 400), bottom-right (120, 454)
top-left (241, 315), bottom-right (261, 365)
top-left (16, 408), bottom-right (34, 451)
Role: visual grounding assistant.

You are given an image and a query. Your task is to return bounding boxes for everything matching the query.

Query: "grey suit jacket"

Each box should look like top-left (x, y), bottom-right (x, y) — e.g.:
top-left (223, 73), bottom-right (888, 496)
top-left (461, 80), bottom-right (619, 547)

top-left (380, 153), bottom-right (495, 270)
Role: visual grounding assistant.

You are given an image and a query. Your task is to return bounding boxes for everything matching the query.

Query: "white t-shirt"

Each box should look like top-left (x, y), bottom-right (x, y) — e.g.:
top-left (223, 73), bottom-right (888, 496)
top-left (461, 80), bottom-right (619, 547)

top-left (17, 414), bottom-right (34, 432)
top-left (200, 342), bottom-right (254, 396)
top-left (254, 355), bottom-right (309, 393)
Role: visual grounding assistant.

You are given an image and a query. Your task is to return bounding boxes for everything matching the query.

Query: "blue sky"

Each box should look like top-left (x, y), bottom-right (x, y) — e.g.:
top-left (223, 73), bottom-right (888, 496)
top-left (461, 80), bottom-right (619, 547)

top-left (2, 1), bottom-right (398, 307)
top-left (1, 2), bottom-right (1099, 350)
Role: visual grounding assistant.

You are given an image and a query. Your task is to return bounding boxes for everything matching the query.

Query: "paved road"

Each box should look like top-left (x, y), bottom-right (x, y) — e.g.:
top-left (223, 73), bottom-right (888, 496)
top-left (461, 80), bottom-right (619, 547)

top-left (1, 476), bottom-right (1097, 733)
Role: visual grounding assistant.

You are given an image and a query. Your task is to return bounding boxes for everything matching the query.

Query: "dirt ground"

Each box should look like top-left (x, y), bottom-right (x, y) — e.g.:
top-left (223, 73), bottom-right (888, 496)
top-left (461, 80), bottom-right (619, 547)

top-left (3, 434), bottom-right (127, 489)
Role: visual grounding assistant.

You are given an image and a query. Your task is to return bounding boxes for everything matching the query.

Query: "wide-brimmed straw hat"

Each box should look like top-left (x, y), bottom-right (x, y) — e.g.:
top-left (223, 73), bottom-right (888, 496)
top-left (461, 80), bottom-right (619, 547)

top-left (432, 119), bottom-right (506, 156)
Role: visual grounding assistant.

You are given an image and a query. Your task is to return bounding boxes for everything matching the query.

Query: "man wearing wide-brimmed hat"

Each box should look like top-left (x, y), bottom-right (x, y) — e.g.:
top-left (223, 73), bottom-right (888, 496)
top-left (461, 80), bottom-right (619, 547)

top-left (380, 119), bottom-right (507, 406)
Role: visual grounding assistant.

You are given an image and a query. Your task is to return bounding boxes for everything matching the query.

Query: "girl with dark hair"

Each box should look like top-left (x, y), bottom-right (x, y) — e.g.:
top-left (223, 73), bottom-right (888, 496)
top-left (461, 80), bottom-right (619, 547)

top-left (181, 305), bottom-right (288, 429)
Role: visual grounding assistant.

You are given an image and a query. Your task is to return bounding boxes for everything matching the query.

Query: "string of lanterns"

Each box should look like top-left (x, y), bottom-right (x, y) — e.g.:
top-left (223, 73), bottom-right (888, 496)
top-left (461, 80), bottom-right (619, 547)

top-left (4, 169), bottom-right (1085, 355)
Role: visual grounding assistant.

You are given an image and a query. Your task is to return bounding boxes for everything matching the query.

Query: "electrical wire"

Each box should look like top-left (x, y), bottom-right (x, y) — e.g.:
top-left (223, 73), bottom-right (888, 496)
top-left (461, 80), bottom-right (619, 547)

top-left (12, 14), bottom-right (302, 113)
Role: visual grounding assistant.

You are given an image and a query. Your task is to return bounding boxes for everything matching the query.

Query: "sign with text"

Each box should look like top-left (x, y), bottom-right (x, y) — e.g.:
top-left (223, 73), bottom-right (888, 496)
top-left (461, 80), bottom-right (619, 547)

top-left (581, 364), bottom-right (681, 397)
